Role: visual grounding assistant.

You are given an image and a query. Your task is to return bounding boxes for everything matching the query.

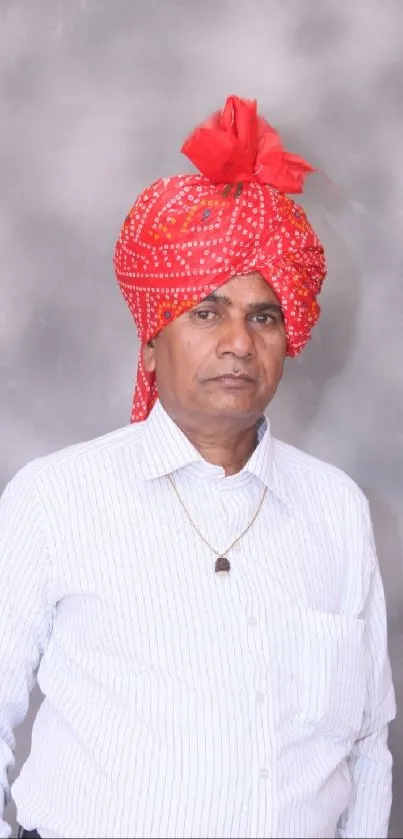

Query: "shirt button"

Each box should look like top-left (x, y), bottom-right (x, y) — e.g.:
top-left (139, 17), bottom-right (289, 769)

top-left (260, 768), bottom-right (270, 780)
top-left (256, 691), bottom-right (266, 704)
top-left (247, 615), bottom-right (258, 627)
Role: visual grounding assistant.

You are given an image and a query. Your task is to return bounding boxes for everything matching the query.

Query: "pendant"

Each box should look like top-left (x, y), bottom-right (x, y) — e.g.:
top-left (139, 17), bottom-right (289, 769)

top-left (215, 556), bottom-right (231, 575)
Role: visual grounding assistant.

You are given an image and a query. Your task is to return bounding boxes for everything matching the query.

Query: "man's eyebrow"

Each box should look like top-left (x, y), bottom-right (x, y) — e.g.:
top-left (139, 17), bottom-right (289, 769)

top-left (201, 293), bottom-right (232, 306)
top-left (200, 293), bottom-right (283, 315)
top-left (245, 302), bottom-right (283, 315)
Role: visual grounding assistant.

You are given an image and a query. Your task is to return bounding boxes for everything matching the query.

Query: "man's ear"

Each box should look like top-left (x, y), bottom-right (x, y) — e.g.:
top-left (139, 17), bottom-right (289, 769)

top-left (143, 340), bottom-right (156, 373)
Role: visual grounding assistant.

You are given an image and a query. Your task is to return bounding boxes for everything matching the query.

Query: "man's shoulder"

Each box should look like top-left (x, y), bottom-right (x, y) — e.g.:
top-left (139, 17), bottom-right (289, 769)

top-left (272, 436), bottom-right (367, 505)
top-left (6, 421), bottom-right (146, 490)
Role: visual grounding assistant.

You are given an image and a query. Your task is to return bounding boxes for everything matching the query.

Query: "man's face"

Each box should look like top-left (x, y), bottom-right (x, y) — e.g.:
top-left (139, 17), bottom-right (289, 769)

top-left (143, 272), bottom-right (287, 427)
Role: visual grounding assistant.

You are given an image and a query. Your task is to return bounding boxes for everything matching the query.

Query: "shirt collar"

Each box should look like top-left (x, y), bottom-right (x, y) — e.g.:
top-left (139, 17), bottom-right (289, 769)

top-left (139, 399), bottom-right (290, 507)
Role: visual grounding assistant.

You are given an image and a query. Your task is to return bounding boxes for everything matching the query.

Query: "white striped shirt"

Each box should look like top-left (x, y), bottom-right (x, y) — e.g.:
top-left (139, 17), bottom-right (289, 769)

top-left (0, 399), bottom-right (396, 839)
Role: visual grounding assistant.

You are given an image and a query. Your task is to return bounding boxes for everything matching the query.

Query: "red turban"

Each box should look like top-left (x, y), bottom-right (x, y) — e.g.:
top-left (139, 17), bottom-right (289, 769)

top-left (114, 95), bottom-right (326, 422)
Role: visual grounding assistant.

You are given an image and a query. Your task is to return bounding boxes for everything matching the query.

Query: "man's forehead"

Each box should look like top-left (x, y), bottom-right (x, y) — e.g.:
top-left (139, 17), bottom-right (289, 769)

top-left (201, 273), bottom-right (280, 305)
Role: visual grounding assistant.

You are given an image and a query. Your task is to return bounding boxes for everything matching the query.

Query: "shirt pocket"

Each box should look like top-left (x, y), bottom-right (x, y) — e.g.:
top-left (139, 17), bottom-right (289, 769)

top-left (267, 606), bottom-right (367, 743)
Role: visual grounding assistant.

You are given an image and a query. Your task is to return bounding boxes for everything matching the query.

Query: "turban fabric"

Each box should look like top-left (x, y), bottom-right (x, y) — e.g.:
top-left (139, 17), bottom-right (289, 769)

top-left (113, 95), bottom-right (326, 422)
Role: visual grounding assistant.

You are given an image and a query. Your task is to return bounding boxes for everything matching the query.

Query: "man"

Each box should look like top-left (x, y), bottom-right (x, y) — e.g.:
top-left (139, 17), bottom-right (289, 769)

top-left (0, 95), bottom-right (395, 838)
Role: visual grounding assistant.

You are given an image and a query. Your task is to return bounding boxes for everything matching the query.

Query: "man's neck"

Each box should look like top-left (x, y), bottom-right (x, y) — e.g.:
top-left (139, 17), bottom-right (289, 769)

top-left (174, 417), bottom-right (261, 476)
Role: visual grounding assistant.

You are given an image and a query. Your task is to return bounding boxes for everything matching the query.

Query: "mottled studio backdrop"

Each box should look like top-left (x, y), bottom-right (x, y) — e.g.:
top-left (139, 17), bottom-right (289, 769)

top-left (1, 1), bottom-right (402, 836)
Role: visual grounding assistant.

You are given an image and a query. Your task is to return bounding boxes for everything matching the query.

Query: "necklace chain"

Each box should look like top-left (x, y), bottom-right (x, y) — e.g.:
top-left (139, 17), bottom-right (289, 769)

top-left (167, 473), bottom-right (268, 557)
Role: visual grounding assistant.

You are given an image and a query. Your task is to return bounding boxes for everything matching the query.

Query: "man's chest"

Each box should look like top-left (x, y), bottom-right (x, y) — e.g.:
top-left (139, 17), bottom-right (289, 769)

top-left (46, 482), bottom-right (367, 744)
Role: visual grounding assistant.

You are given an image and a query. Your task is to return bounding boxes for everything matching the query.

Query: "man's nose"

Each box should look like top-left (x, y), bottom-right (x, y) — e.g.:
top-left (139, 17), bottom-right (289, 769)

top-left (217, 317), bottom-right (256, 358)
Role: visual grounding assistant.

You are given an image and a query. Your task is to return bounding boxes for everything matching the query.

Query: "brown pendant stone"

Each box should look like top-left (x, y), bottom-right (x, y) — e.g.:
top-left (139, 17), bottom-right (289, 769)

top-left (215, 556), bottom-right (231, 575)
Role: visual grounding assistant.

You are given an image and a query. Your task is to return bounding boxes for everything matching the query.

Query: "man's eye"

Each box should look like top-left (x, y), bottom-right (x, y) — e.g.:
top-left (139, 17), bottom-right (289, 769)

top-left (251, 313), bottom-right (276, 324)
top-left (194, 310), bottom-right (216, 320)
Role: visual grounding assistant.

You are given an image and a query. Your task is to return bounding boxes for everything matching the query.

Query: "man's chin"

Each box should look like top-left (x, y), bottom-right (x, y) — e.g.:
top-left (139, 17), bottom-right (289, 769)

top-left (199, 394), bottom-right (266, 421)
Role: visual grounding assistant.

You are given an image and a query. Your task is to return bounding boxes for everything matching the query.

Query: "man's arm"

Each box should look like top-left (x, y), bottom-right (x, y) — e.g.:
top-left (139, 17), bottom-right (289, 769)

top-left (337, 499), bottom-right (396, 839)
top-left (0, 463), bottom-right (54, 839)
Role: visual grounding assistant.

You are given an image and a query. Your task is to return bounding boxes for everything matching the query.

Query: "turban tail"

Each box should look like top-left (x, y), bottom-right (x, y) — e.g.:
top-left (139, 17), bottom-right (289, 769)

top-left (114, 95), bottom-right (327, 422)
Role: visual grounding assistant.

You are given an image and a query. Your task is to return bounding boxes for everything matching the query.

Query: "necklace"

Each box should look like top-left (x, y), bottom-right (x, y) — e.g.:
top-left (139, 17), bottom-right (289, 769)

top-left (167, 473), bottom-right (268, 575)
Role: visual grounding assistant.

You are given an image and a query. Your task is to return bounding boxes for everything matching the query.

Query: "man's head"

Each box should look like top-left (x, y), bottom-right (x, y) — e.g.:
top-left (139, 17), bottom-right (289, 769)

top-left (143, 272), bottom-right (286, 430)
top-left (113, 95), bottom-right (327, 422)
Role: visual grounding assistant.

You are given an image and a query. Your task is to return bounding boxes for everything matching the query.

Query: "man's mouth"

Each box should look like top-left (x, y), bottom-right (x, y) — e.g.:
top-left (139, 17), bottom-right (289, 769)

top-left (207, 373), bottom-right (257, 386)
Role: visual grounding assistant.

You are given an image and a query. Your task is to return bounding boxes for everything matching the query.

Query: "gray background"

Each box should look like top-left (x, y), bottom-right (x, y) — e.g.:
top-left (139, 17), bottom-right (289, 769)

top-left (1, 1), bottom-right (402, 836)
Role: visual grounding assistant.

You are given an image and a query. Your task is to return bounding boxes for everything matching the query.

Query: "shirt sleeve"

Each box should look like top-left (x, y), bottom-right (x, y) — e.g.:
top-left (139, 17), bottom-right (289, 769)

top-left (337, 498), bottom-right (396, 839)
top-left (0, 464), bottom-right (55, 839)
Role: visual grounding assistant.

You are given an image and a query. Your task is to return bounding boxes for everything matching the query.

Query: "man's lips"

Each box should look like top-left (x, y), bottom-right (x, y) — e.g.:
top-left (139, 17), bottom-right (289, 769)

top-left (205, 373), bottom-right (257, 385)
